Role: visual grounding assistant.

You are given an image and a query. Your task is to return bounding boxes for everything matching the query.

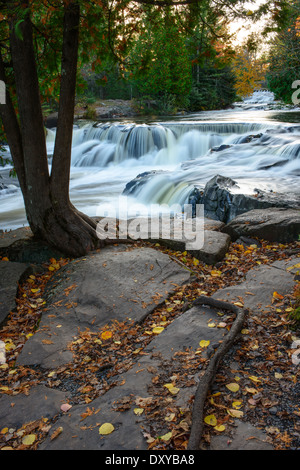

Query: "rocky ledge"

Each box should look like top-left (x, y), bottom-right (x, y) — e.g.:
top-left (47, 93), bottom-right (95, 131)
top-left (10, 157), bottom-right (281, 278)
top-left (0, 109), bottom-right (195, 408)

top-left (188, 175), bottom-right (300, 223)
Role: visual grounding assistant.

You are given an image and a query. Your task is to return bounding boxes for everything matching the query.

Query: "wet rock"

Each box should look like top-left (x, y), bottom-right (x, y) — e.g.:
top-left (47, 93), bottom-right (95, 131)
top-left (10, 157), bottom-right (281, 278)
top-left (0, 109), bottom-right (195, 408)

top-left (45, 112), bottom-right (58, 129)
top-left (211, 144), bottom-right (232, 152)
top-left (122, 170), bottom-right (169, 196)
top-left (222, 207), bottom-right (300, 243)
top-left (191, 175), bottom-right (300, 223)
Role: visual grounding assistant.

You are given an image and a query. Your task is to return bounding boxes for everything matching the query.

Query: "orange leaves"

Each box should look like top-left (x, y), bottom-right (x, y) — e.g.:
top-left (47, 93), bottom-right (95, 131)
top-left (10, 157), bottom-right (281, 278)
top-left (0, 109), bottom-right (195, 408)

top-left (100, 330), bottom-right (113, 341)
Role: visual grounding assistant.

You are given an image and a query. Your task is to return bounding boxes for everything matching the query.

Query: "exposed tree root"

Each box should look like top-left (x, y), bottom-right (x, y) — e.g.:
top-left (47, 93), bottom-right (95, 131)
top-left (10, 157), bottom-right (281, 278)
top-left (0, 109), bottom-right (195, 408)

top-left (187, 295), bottom-right (248, 450)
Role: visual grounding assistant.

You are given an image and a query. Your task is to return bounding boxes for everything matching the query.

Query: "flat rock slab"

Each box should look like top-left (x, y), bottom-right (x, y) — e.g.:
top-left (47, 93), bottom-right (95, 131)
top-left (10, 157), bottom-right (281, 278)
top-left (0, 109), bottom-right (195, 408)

top-left (222, 207), bottom-right (300, 243)
top-left (0, 385), bottom-right (67, 430)
top-left (155, 230), bottom-right (231, 265)
top-left (39, 302), bottom-right (229, 450)
top-left (38, 257), bottom-right (297, 450)
top-left (211, 257), bottom-right (298, 311)
top-left (17, 246), bottom-right (191, 368)
top-left (2, 253), bottom-right (297, 451)
top-left (210, 421), bottom-right (273, 450)
top-left (0, 261), bottom-right (29, 325)
top-left (0, 227), bottom-right (32, 250)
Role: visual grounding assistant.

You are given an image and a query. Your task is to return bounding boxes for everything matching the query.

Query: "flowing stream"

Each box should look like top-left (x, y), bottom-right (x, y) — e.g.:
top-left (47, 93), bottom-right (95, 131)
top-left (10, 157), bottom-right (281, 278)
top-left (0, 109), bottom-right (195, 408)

top-left (1, 90), bottom-right (300, 230)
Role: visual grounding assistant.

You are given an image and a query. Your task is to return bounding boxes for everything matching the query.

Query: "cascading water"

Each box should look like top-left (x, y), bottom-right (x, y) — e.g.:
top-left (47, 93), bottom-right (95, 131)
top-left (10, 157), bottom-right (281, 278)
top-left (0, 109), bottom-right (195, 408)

top-left (0, 91), bottom-right (299, 230)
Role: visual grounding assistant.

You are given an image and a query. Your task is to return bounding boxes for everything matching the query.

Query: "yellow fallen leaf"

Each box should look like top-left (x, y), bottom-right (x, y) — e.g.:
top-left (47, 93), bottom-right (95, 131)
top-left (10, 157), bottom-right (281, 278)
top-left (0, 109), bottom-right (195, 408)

top-left (275, 372), bottom-right (283, 379)
top-left (165, 413), bottom-right (176, 422)
top-left (207, 322), bottom-right (216, 328)
top-left (31, 288), bottom-right (40, 293)
top-left (133, 408), bottom-right (144, 416)
top-left (1, 257), bottom-right (9, 262)
top-left (160, 431), bottom-right (172, 442)
top-left (273, 291), bottom-right (284, 300)
top-left (232, 401), bottom-right (243, 409)
top-left (241, 329), bottom-right (250, 334)
top-left (245, 387), bottom-right (257, 394)
top-left (164, 383), bottom-right (180, 395)
top-left (226, 383), bottom-right (240, 393)
top-left (287, 263), bottom-right (300, 271)
top-left (22, 434), bottom-right (36, 446)
top-left (204, 414), bottom-right (217, 426)
top-left (227, 409), bottom-right (244, 418)
top-left (233, 301), bottom-right (244, 307)
top-left (99, 423), bottom-right (115, 435)
top-left (1, 428), bottom-right (8, 435)
top-left (199, 340), bottom-right (210, 348)
top-left (210, 270), bottom-right (222, 277)
top-left (193, 258), bottom-right (199, 266)
top-left (214, 424), bottom-right (226, 432)
top-left (249, 375), bottom-right (261, 383)
top-left (152, 326), bottom-right (164, 335)
top-left (101, 331), bottom-right (113, 340)
top-left (133, 348), bottom-right (142, 355)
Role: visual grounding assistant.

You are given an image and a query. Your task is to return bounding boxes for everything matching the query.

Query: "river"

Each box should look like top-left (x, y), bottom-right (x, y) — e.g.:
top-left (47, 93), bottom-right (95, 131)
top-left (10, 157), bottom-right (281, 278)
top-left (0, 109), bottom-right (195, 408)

top-left (0, 90), bottom-right (300, 231)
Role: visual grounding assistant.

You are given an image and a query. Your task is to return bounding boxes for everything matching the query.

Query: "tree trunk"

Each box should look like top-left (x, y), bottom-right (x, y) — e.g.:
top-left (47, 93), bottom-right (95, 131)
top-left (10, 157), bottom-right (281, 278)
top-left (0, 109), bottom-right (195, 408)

top-left (3, 1), bottom-right (104, 258)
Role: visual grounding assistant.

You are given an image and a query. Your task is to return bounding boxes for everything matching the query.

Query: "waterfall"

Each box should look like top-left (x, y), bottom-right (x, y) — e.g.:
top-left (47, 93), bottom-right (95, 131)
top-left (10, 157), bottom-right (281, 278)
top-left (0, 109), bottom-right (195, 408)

top-left (63, 121), bottom-right (283, 168)
top-left (1, 96), bottom-right (299, 230)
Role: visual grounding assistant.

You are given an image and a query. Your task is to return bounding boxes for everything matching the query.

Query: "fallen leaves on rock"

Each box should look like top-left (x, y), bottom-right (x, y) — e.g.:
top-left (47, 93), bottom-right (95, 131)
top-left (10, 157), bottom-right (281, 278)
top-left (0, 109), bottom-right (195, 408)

top-left (0, 239), bottom-right (299, 450)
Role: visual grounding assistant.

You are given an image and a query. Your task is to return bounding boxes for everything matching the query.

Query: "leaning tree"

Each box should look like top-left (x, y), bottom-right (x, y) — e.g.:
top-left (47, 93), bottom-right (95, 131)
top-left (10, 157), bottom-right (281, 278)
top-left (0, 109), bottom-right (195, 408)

top-left (0, 0), bottom-right (289, 257)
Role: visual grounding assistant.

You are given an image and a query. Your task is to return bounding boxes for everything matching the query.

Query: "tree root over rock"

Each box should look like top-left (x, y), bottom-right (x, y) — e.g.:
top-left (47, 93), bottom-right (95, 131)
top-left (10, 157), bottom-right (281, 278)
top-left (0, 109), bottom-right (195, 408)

top-left (187, 296), bottom-right (248, 450)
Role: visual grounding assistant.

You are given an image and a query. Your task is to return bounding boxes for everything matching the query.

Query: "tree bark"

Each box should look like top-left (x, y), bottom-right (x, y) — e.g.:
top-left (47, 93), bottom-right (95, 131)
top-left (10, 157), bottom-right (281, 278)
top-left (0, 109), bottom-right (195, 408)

top-left (0, 50), bottom-right (26, 196)
top-left (50, 0), bottom-right (79, 205)
top-left (3, 1), bottom-right (104, 257)
top-left (9, 1), bottom-right (52, 236)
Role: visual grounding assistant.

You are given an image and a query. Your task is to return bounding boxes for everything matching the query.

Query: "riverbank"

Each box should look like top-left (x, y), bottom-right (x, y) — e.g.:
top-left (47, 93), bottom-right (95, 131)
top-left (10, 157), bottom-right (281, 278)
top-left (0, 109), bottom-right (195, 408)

top-left (0, 221), bottom-right (299, 450)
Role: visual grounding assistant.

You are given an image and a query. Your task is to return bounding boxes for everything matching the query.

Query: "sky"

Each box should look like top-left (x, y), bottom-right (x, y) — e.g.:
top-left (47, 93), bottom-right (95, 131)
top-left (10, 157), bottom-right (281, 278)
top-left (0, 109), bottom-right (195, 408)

top-left (228, 0), bottom-right (269, 46)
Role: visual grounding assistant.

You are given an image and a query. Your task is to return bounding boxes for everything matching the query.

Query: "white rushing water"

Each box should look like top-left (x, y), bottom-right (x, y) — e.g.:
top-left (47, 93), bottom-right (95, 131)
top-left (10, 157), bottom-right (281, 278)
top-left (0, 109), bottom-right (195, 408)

top-left (0, 90), bottom-right (300, 230)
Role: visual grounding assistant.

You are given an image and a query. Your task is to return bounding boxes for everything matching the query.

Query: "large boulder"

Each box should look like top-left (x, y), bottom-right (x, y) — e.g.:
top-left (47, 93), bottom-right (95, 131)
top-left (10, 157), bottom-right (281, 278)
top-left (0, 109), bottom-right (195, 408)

top-left (189, 175), bottom-right (300, 223)
top-left (0, 261), bottom-right (30, 325)
top-left (222, 207), bottom-right (300, 243)
top-left (16, 246), bottom-right (191, 368)
top-left (122, 170), bottom-right (169, 197)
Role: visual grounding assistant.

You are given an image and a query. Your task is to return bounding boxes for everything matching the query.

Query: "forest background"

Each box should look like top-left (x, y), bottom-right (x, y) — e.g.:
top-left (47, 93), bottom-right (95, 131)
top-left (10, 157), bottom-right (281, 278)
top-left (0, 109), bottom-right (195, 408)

top-left (68, 0), bottom-right (300, 116)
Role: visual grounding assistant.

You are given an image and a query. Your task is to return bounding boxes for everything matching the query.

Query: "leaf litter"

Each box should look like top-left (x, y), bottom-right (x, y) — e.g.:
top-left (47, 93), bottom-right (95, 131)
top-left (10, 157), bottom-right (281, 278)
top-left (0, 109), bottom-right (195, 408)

top-left (0, 239), bottom-right (299, 449)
